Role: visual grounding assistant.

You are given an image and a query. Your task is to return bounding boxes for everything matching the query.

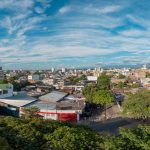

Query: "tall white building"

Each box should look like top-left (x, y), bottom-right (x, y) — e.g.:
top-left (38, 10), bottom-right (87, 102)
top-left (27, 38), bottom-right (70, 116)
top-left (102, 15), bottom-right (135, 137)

top-left (62, 67), bottom-right (66, 73)
top-left (51, 67), bottom-right (55, 73)
top-left (142, 64), bottom-right (147, 70)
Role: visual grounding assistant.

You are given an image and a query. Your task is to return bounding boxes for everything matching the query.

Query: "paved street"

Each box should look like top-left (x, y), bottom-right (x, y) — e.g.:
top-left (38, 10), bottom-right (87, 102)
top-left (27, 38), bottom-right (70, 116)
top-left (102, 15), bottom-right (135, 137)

top-left (78, 117), bottom-right (141, 135)
top-left (88, 118), bottom-right (140, 135)
top-left (78, 104), bottom-right (141, 135)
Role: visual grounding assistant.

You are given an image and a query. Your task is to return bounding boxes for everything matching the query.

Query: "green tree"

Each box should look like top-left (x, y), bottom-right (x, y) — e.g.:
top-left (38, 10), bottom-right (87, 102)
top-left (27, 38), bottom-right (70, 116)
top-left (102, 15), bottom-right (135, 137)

top-left (93, 90), bottom-right (114, 120)
top-left (82, 84), bottom-right (97, 103)
top-left (117, 82), bottom-right (124, 89)
top-left (21, 107), bottom-right (40, 119)
top-left (0, 116), bottom-right (150, 150)
top-left (104, 125), bottom-right (150, 150)
top-left (119, 125), bottom-right (150, 150)
top-left (0, 137), bottom-right (10, 150)
top-left (0, 80), bottom-right (8, 84)
top-left (11, 82), bottom-right (22, 91)
top-left (122, 90), bottom-right (150, 120)
top-left (97, 74), bottom-right (111, 90)
top-left (146, 72), bottom-right (150, 78)
top-left (44, 126), bottom-right (104, 150)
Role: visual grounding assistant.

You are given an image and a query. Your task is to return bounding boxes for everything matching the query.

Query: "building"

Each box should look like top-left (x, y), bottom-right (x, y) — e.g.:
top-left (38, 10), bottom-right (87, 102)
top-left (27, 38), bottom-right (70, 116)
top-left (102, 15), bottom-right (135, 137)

top-left (111, 78), bottom-right (126, 84)
top-left (28, 74), bottom-right (40, 82)
top-left (0, 81), bottom-right (38, 117)
top-left (0, 83), bottom-right (13, 98)
top-left (87, 76), bottom-right (97, 82)
top-left (42, 78), bottom-right (55, 85)
top-left (23, 91), bottom-right (85, 122)
top-left (0, 91), bottom-right (37, 116)
top-left (0, 67), bottom-right (4, 80)
top-left (142, 64), bottom-right (147, 70)
top-left (51, 67), bottom-right (55, 73)
top-left (140, 78), bottom-right (150, 88)
top-left (62, 67), bottom-right (66, 73)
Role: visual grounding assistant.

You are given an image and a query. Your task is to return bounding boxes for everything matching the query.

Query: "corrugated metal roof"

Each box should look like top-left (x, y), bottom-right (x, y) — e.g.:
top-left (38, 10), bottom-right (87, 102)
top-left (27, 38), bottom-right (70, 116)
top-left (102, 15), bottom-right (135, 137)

top-left (0, 93), bottom-right (37, 107)
top-left (24, 100), bottom-right (56, 110)
top-left (39, 91), bottom-right (68, 102)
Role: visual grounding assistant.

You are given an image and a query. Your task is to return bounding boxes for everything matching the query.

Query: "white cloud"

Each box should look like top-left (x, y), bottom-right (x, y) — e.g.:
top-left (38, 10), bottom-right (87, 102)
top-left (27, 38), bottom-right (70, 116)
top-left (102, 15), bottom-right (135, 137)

top-left (119, 29), bottom-right (146, 37)
top-left (35, 7), bottom-right (45, 14)
top-left (59, 6), bottom-right (71, 14)
top-left (99, 5), bottom-right (122, 14)
top-left (0, 0), bottom-right (34, 14)
top-left (1, 0), bottom-right (150, 68)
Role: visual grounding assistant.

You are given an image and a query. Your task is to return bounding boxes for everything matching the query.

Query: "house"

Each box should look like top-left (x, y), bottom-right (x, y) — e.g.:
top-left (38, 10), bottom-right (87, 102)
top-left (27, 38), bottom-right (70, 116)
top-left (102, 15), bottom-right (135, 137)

top-left (87, 76), bottom-right (97, 82)
top-left (42, 78), bottom-right (55, 85)
top-left (0, 92), bottom-right (37, 116)
top-left (28, 74), bottom-right (40, 83)
top-left (140, 78), bottom-right (150, 88)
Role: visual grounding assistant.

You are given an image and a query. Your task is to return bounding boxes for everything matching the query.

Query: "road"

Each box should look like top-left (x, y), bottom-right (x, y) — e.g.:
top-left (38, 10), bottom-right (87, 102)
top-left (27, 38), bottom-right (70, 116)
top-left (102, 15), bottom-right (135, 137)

top-left (89, 118), bottom-right (137, 134)
top-left (78, 117), bottom-right (141, 135)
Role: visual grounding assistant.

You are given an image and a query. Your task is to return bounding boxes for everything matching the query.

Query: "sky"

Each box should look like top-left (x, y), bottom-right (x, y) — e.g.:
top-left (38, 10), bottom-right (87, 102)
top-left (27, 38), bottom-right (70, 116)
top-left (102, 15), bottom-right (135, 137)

top-left (0, 0), bottom-right (150, 69)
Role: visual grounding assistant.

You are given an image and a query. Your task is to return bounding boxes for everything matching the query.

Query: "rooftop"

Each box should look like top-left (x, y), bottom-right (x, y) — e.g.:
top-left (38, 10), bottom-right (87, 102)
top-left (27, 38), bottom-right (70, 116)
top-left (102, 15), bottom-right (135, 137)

top-left (24, 100), bottom-right (56, 110)
top-left (39, 91), bottom-right (68, 103)
top-left (0, 92), bottom-right (37, 107)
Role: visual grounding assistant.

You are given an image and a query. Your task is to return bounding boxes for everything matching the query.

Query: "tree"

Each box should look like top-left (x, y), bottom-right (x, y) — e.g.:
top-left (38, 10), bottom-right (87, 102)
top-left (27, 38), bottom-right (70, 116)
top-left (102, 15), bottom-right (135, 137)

top-left (44, 126), bottom-right (104, 150)
top-left (122, 90), bottom-right (150, 120)
top-left (97, 74), bottom-right (111, 90)
top-left (146, 72), bottom-right (150, 78)
top-left (93, 90), bottom-right (114, 120)
top-left (118, 125), bottom-right (150, 150)
top-left (0, 80), bottom-right (8, 84)
top-left (104, 125), bottom-right (150, 150)
top-left (0, 116), bottom-right (150, 150)
top-left (21, 107), bottom-right (40, 119)
top-left (117, 82), bottom-right (124, 89)
top-left (82, 84), bottom-right (97, 103)
top-left (0, 137), bottom-right (10, 150)
top-left (11, 82), bottom-right (22, 91)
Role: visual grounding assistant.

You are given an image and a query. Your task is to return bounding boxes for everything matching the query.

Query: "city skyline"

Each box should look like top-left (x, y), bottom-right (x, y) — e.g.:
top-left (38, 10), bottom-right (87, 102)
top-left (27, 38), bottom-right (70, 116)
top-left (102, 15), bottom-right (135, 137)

top-left (0, 0), bottom-right (150, 69)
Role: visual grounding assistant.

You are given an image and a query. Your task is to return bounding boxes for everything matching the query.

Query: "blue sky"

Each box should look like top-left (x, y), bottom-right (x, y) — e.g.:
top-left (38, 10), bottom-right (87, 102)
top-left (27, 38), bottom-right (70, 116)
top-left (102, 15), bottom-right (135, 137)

top-left (0, 0), bottom-right (150, 69)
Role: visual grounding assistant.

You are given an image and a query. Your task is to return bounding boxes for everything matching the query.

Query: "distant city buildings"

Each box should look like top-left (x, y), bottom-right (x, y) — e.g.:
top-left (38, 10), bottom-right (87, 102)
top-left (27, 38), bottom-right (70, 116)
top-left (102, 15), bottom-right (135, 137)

top-left (0, 65), bottom-right (150, 121)
top-left (28, 74), bottom-right (40, 83)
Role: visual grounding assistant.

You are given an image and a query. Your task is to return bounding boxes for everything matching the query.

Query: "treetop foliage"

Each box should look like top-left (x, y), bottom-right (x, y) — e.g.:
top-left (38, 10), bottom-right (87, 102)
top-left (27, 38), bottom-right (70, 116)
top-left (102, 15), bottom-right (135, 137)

top-left (97, 73), bottom-right (111, 90)
top-left (122, 90), bottom-right (150, 120)
top-left (82, 74), bottom-right (113, 105)
top-left (0, 117), bottom-right (149, 150)
top-left (93, 90), bottom-right (114, 105)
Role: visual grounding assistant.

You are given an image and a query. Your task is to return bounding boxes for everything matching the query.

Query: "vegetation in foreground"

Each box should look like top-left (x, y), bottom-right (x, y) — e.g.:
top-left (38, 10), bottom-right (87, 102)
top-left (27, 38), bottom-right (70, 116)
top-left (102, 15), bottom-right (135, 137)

top-left (0, 117), bottom-right (150, 150)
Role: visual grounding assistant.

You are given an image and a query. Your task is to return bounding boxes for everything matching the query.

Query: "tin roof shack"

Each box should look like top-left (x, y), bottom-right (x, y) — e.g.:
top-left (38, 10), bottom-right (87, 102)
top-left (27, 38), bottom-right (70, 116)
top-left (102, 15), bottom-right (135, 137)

top-left (0, 92), bottom-right (37, 117)
top-left (24, 91), bottom-right (85, 122)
